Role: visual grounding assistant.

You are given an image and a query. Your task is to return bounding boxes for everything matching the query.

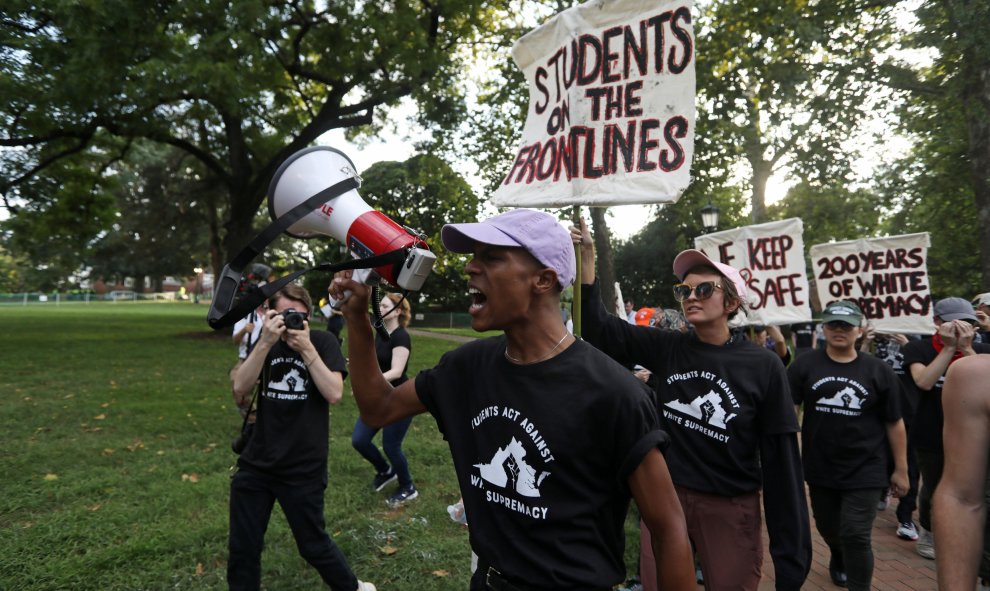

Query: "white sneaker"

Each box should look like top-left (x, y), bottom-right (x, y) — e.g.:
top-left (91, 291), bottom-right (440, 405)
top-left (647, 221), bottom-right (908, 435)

top-left (357, 581), bottom-right (377, 591)
top-left (916, 526), bottom-right (935, 559)
top-left (897, 521), bottom-right (919, 541)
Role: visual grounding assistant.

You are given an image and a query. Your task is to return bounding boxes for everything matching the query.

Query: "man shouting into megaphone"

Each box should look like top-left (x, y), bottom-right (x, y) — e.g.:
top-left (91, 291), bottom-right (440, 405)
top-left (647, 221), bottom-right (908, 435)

top-left (331, 208), bottom-right (696, 590)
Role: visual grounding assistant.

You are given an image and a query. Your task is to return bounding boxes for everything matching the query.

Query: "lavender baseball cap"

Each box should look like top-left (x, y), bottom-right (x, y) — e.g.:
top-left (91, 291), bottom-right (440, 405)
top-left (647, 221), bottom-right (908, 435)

top-left (441, 209), bottom-right (575, 288)
top-left (672, 249), bottom-right (749, 300)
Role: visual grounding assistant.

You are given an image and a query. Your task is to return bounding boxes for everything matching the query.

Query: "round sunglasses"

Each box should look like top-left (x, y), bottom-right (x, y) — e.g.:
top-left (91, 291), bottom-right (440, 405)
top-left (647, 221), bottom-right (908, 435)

top-left (672, 281), bottom-right (724, 302)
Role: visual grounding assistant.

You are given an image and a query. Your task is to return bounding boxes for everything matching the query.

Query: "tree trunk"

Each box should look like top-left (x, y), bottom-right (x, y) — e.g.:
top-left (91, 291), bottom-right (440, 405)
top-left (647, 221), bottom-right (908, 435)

top-left (950, 0), bottom-right (990, 290)
top-left (590, 207), bottom-right (618, 315)
top-left (749, 159), bottom-right (772, 224)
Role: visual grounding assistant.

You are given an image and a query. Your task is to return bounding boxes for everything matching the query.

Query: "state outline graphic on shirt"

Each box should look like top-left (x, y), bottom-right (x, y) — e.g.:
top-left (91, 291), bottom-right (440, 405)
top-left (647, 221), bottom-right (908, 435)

top-left (474, 436), bottom-right (550, 498)
top-left (664, 389), bottom-right (738, 429)
top-left (817, 386), bottom-right (863, 409)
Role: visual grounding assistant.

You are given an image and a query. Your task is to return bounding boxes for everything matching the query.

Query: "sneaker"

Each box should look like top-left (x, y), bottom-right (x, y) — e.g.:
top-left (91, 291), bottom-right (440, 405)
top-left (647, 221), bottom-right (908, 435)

top-left (877, 488), bottom-right (891, 511)
top-left (357, 581), bottom-right (377, 591)
top-left (916, 526), bottom-right (935, 559)
top-left (371, 468), bottom-right (396, 492)
top-left (387, 484), bottom-right (419, 508)
top-left (897, 521), bottom-right (919, 541)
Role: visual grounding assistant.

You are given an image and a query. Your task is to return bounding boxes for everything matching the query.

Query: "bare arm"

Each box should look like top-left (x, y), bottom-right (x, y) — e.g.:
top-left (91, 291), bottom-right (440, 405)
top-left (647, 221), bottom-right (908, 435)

top-left (885, 418), bottom-right (909, 497)
top-left (628, 448), bottom-right (695, 590)
top-left (569, 216), bottom-right (596, 284)
top-left (381, 346), bottom-right (410, 383)
top-left (767, 325), bottom-right (790, 360)
top-left (935, 355), bottom-right (990, 591)
top-left (330, 272), bottom-right (426, 427)
top-left (286, 322), bottom-right (343, 405)
top-left (909, 324), bottom-right (958, 391)
top-left (232, 310), bottom-right (279, 404)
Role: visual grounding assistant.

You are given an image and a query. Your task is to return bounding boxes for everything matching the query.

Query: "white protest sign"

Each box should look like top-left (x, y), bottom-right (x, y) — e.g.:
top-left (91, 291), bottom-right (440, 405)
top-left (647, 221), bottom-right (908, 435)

top-left (492, 0), bottom-right (695, 208)
top-left (694, 218), bottom-right (811, 326)
top-left (809, 233), bottom-right (934, 334)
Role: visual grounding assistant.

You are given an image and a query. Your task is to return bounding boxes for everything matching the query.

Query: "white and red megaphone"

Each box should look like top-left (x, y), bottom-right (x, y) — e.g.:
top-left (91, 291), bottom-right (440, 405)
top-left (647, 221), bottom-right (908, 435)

top-left (268, 146), bottom-right (436, 292)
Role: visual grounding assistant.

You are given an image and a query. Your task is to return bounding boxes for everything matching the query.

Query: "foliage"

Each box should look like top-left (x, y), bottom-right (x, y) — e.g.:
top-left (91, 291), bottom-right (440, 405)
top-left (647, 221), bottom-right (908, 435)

top-left (879, 0), bottom-right (990, 292)
top-left (695, 0), bottom-right (898, 221)
top-left (0, 153), bottom-right (119, 290)
top-left (766, 181), bottom-right (882, 249)
top-left (85, 142), bottom-right (212, 290)
top-left (613, 184), bottom-right (747, 309)
top-left (353, 153), bottom-right (481, 310)
top-left (1, 0), bottom-right (508, 280)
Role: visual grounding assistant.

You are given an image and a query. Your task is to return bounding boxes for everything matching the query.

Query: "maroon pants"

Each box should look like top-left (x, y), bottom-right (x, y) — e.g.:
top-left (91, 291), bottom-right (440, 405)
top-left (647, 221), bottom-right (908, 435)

top-left (640, 485), bottom-right (763, 591)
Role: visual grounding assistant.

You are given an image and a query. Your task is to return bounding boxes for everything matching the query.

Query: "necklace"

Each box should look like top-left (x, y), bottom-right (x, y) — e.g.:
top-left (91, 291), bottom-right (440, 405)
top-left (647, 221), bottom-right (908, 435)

top-left (504, 332), bottom-right (571, 365)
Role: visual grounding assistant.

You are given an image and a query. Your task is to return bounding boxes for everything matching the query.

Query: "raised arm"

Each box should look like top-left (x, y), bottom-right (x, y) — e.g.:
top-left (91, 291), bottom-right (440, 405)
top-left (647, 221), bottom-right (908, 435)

top-left (330, 272), bottom-right (426, 427)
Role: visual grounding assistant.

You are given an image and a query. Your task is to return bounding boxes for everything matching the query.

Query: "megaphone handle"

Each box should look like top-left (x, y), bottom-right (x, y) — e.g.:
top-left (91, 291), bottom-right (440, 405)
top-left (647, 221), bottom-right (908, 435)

top-left (331, 267), bottom-right (376, 309)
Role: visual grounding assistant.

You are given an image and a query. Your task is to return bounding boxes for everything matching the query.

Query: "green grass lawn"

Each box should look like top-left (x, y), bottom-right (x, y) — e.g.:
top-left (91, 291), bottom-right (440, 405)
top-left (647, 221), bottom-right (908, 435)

top-left (0, 302), bottom-right (639, 590)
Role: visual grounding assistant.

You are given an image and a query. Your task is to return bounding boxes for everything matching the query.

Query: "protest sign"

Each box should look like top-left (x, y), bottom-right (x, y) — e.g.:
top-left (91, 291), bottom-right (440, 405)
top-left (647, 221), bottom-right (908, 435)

top-left (694, 218), bottom-right (811, 326)
top-left (492, 0), bottom-right (695, 208)
top-left (809, 233), bottom-right (934, 334)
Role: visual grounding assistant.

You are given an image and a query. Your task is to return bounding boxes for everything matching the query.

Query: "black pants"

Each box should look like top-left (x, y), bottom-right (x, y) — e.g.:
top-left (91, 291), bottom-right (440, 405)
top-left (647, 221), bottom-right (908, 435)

top-left (228, 469), bottom-right (358, 591)
top-left (895, 433), bottom-right (921, 524)
top-left (916, 448), bottom-right (944, 532)
top-left (809, 486), bottom-right (881, 591)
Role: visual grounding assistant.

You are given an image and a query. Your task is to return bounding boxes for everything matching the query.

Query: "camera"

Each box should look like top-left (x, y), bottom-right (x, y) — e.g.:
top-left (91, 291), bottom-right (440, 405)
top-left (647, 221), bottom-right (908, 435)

top-left (281, 308), bottom-right (307, 330)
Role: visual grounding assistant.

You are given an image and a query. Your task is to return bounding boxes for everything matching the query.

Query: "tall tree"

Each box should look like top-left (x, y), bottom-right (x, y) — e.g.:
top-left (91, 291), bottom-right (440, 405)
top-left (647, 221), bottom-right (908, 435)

top-left (346, 153), bottom-right (481, 310)
top-left (1, 0), bottom-right (505, 279)
top-left (86, 142), bottom-right (211, 292)
top-left (766, 181), bottom-right (883, 248)
top-left (882, 0), bottom-right (990, 290)
top-left (696, 0), bottom-right (898, 223)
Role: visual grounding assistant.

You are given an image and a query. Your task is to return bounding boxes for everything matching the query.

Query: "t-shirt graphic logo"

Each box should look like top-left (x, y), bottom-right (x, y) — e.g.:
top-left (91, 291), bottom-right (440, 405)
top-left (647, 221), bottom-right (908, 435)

top-left (664, 390), bottom-right (737, 429)
top-left (818, 386), bottom-right (863, 409)
top-left (268, 368), bottom-right (307, 395)
top-left (474, 437), bottom-right (550, 498)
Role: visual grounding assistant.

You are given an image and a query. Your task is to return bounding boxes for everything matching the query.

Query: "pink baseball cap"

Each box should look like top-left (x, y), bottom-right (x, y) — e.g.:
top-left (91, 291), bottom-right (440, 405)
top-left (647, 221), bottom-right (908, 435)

top-left (672, 249), bottom-right (748, 300)
top-left (441, 209), bottom-right (575, 288)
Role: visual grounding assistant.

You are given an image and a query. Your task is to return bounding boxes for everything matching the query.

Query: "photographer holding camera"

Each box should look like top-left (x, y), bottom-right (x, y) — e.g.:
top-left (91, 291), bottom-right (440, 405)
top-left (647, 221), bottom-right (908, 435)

top-left (229, 282), bottom-right (375, 591)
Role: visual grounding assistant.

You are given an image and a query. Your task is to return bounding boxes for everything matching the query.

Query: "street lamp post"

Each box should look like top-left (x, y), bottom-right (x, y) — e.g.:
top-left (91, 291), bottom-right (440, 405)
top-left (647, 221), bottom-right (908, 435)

top-left (193, 267), bottom-right (204, 304)
top-left (700, 202), bottom-right (720, 234)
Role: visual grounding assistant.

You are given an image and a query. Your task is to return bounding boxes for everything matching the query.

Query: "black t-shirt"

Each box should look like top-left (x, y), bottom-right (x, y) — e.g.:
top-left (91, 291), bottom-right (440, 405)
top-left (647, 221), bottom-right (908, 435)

top-left (872, 338), bottom-right (920, 423)
top-left (788, 350), bottom-right (902, 489)
top-left (792, 322), bottom-right (815, 349)
top-left (238, 331), bottom-right (348, 484)
top-left (580, 282), bottom-right (798, 496)
top-left (415, 337), bottom-right (667, 589)
top-left (376, 326), bottom-right (411, 386)
top-left (903, 337), bottom-right (990, 452)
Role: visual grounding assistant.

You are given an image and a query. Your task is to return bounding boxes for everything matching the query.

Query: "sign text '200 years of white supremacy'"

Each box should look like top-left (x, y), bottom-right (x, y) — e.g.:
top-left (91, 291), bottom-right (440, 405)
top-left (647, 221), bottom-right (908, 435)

top-left (502, 7), bottom-right (693, 186)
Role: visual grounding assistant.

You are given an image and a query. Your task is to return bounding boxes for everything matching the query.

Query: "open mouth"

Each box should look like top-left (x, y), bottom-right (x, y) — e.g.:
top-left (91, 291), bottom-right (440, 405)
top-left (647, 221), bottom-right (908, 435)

top-left (469, 287), bottom-right (487, 312)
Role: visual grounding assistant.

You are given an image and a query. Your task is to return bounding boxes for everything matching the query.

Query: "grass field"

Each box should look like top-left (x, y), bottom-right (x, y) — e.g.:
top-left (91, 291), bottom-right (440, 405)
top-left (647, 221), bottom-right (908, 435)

top-left (0, 303), bottom-right (639, 590)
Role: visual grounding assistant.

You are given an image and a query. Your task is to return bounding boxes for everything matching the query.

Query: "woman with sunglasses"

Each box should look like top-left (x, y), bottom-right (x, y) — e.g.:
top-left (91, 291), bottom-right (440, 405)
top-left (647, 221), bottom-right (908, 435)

top-left (573, 218), bottom-right (811, 591)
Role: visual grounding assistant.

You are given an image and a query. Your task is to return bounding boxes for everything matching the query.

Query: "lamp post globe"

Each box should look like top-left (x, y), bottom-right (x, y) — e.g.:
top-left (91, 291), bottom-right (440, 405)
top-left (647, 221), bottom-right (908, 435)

top-left (700, 202), bottom-right (720, 234)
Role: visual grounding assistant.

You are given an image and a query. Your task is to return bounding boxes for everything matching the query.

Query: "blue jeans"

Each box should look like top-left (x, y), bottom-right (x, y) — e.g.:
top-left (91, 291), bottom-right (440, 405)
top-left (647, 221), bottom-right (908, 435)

top-left (809, 486), bottom-right (881, 591)
top-left (351, 416), bottom-right (413, 487)
top-left (228, 469), bottom-right (358, 591)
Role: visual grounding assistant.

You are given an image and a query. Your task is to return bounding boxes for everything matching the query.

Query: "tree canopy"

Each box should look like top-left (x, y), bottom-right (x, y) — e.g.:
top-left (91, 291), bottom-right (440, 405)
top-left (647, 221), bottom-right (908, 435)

top-left (1, 0), bottom-right (506, 278)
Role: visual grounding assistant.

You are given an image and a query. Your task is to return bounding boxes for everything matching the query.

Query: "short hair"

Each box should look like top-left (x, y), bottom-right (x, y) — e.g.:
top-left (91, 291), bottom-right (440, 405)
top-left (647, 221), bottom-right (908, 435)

top-left (384, 292), bottom-right (412, 327)
top-left (269, 282), bottom-right (312, 315)
top-left (682, 264), bottom-right (743, 312)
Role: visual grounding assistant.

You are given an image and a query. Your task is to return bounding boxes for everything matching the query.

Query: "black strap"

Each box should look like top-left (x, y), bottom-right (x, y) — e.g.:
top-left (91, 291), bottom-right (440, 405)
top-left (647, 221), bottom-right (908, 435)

top-left (209, 249), bottom-right (407, 330)
top-left (207, 174), bottom-right (401, 330)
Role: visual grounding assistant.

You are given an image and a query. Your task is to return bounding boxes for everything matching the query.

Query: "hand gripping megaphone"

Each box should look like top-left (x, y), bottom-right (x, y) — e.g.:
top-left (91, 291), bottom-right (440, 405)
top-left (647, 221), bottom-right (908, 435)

top-left (207, 146), bottom-right (435, 330)
top-left (268, 146), bottom-right (436, 293)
